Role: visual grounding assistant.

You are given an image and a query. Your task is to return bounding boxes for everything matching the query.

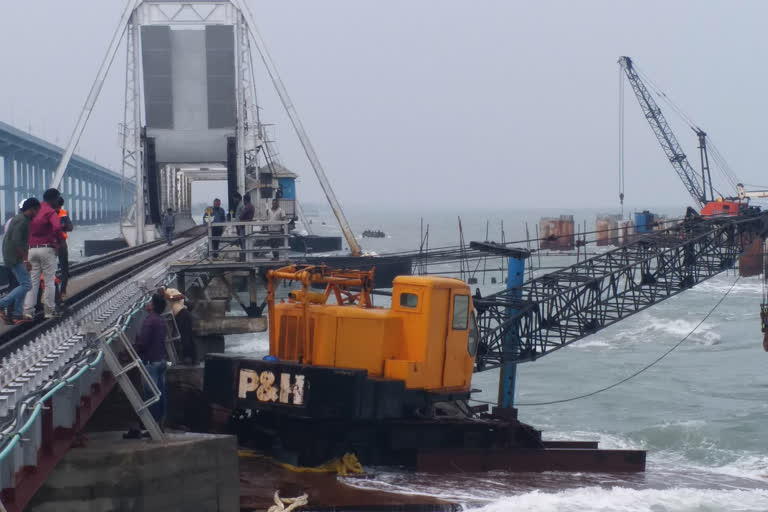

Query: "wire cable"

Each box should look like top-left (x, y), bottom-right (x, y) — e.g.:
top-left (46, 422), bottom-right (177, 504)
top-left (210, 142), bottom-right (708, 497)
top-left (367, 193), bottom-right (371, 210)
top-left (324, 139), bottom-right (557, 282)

top-left (474, 274), bottom-right (741, 407)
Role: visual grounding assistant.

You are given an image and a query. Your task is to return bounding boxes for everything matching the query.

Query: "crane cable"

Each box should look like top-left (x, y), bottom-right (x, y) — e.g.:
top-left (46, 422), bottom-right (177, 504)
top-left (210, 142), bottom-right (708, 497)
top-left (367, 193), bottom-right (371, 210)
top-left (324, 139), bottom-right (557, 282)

top-left (618, 64), bottom-right (626, 216)
top-left (492, 274), bottom-right (741, 406)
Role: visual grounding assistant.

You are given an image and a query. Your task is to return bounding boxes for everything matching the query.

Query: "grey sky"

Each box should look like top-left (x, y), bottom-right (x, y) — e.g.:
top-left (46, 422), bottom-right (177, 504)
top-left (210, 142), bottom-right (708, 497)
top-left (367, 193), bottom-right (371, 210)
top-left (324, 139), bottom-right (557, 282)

top-left (1, 1), bottom-right (766, 212)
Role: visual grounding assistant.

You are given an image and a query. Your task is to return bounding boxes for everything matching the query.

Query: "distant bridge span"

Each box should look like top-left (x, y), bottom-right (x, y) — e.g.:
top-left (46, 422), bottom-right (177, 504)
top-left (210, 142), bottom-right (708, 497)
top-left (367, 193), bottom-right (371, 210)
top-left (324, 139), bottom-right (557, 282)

top-left (0, 120), bottom-right (133, 225)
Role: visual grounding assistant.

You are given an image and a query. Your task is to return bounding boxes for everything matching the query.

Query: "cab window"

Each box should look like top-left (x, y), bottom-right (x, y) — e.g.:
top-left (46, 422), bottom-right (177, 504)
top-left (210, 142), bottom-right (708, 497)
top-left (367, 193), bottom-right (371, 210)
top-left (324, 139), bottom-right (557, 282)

top-left (400, 293), bottom-right (419, 308)
top-left (452, 295), bottom-right (469, 330)
top-left (467, 312), bottom-right (479, 356)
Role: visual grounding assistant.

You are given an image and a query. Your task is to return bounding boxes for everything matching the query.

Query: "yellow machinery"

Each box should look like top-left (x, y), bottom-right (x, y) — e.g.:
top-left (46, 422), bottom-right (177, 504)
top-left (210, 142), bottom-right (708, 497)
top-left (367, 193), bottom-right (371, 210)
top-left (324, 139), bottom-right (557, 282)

top-left (267, 265), bottom-right (478, 392)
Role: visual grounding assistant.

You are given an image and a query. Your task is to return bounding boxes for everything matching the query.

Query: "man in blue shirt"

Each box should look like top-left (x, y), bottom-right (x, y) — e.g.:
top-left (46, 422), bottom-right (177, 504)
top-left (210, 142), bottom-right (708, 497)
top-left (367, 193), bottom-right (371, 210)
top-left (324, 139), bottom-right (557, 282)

top-left (204, 198), bottom-right (226, 257)
top-left (135, 293), bottom-right (169, 424)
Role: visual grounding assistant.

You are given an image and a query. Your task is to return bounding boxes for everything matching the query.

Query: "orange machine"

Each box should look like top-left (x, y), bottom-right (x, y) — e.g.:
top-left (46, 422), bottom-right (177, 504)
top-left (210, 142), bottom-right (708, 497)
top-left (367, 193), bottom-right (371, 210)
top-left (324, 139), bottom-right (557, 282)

top-left (267, 265), bottom-right (477, 392)
top-left (700, 199), bottom-right (746, 217)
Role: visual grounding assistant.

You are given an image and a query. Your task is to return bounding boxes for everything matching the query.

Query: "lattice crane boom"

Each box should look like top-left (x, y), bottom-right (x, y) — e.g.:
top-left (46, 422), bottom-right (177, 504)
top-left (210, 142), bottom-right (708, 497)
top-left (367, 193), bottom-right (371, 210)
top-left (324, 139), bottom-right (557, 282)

top-left (619, 56), bottom-right (707, 208)
top-left (473, 210), bottom-right (768, 371)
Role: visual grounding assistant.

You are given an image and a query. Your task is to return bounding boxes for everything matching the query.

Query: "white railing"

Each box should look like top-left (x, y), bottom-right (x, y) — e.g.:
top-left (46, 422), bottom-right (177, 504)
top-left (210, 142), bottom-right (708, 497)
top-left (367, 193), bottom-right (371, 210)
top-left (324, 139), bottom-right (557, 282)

top-left (206, 220), bottom-right (291, 262)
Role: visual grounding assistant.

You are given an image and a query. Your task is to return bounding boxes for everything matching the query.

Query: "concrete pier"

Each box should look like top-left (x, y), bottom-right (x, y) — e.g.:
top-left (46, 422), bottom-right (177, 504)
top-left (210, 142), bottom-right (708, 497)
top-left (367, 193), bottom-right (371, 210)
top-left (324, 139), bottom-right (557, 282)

top-left (27, 432), bottom-right (239, 512)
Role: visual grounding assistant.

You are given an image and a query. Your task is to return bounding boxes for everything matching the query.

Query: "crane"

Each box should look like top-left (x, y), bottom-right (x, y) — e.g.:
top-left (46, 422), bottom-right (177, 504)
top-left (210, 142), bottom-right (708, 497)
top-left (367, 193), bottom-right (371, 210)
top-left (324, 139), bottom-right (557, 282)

top-left (618, 56), bottom-right (714, 209)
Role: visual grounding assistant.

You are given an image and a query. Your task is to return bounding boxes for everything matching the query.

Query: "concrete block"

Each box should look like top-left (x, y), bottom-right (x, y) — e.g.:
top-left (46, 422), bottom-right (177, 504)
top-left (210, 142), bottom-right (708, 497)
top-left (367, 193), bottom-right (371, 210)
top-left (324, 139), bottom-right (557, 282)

top-left (28, 432), bottom-right (239, 512)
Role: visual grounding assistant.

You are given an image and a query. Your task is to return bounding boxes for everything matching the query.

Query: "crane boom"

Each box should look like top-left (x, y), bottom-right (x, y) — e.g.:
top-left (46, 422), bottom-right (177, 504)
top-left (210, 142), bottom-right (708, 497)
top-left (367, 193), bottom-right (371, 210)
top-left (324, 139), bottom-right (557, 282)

top-left (472, 210), bottom-right (768, 370)
top-left (619, 56), bottom-right (707, 208)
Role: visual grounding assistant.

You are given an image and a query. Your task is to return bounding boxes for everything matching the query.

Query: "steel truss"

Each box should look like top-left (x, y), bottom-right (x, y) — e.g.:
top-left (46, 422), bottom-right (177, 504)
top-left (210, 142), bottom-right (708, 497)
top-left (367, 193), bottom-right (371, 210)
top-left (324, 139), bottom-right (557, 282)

top-left (119, 18), bottom-right (145, 244)
top-left (473, 211), bottom-right (768, 370)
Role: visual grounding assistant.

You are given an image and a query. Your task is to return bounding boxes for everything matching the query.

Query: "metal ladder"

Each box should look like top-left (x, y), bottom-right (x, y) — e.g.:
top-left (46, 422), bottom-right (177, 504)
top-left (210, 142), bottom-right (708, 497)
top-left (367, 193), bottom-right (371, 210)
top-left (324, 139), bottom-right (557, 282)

top-left (96, 326), bottom-right (165, 441)
top-left (161, 311), bottom-right (180, 364)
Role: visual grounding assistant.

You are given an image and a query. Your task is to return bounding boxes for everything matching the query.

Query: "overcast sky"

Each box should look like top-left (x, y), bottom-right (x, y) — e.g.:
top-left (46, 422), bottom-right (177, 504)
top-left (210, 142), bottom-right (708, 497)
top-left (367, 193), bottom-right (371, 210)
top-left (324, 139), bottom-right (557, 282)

top-left (1, 1), bottom-right (767, 212)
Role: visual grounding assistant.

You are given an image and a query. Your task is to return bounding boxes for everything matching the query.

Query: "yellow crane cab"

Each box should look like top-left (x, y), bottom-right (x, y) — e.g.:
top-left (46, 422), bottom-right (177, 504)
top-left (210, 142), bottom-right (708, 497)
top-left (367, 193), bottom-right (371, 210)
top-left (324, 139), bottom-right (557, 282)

top-left (269, 267), bottom-right (478, 393)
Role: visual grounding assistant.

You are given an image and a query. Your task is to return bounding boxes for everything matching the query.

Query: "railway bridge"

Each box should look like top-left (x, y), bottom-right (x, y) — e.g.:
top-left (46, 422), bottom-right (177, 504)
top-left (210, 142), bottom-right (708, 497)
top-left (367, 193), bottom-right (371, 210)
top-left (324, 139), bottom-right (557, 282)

top-left (0, 120), bottom-right (133, 226)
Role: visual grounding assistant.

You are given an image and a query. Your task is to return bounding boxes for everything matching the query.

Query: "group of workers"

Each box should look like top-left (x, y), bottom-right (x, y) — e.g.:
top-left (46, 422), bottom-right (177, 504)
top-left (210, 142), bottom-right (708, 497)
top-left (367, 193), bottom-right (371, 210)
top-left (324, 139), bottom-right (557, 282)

top-left (202, 193), bottom-right (286, 259)
top-left (0, 188), bottom-right (72, 324)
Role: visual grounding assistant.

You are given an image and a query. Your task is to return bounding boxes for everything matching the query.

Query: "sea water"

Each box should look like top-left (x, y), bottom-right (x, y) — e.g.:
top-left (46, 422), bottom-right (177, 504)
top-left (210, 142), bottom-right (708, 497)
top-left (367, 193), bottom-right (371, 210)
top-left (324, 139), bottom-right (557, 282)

top-left (75, 208), bottom-right (768, 511)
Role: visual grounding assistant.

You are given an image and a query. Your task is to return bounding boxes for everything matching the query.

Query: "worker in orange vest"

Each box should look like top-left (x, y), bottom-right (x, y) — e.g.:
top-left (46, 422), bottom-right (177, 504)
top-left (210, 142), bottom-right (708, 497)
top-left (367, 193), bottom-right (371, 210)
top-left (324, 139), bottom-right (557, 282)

top-left (56, 197), bottom-right (73, 299)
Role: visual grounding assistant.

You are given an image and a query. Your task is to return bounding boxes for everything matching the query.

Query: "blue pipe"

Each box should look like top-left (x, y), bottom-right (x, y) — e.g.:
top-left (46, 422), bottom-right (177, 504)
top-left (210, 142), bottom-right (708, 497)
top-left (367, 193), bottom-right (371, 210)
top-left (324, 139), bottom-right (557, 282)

top-left (498, 256), bottom-right (526, 408)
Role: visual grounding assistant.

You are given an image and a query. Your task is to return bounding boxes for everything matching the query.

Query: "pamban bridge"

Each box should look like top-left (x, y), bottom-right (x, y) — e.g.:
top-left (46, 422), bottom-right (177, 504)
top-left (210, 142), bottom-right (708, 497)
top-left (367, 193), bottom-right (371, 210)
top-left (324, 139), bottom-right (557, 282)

top-left (0, 0), bottom-right (362, 509)
top-left (2, 1), bottom-right (768, 512)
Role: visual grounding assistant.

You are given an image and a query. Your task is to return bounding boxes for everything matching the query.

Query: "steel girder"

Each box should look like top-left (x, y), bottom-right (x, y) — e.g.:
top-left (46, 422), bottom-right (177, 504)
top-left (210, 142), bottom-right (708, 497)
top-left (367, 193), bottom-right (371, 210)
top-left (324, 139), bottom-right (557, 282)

top-left (473, 212), bottom-right (768, 371)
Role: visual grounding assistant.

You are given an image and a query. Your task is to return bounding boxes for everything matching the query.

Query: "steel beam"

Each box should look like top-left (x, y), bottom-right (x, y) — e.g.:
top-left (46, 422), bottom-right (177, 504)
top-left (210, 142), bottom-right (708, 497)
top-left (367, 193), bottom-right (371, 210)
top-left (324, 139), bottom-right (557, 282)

top-left (474, 212), bottom-right (768, 369)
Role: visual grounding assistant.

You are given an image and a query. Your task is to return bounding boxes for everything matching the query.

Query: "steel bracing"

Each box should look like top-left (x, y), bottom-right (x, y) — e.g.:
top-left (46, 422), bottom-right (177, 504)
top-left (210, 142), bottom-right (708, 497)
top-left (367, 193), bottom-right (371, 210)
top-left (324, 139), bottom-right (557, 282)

top-left (119, 18), bottom-right (145, 243)
top-left (473, 212), bottom-right (768, 370)
top-left (619, 56), bottom-right (707, 208)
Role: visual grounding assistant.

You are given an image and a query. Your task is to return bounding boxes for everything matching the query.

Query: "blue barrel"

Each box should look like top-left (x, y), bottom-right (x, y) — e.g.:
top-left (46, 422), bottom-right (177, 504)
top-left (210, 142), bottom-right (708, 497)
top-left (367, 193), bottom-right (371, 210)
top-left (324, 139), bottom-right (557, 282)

top-left (634, 211), bottom-right (654, 234)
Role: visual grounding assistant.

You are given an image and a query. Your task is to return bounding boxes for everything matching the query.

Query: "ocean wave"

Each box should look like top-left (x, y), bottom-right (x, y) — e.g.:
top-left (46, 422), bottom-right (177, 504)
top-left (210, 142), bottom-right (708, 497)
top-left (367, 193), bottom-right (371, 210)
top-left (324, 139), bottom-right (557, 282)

top-left (542, 429), bottom-right (646, 451)
top-left (576, 314), bottom-right (722, 350)
top-left (554, 424), bottom-right (768, 484)
top-left (225, 332), bottom-right (269, 355)
top-left (689, 277), bottom-right (764, 297)
top-left (466, 487), bottom-right (768, 512)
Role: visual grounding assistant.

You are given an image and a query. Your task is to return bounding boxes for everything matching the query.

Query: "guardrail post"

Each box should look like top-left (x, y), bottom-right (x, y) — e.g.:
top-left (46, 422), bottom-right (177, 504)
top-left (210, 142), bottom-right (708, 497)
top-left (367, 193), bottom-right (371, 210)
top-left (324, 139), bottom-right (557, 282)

top-left (52, 386), bottom-right (76, 433)
top-left (41, 399), bottom-right (53, 457)
top-left (22, 414), bottom-right (41, 468)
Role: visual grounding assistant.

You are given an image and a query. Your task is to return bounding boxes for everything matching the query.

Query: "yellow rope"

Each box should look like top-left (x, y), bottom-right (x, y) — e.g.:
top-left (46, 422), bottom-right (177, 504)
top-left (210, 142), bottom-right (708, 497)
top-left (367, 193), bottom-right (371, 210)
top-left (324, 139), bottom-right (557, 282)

top-left (239, 450), bottom-right (364, 476)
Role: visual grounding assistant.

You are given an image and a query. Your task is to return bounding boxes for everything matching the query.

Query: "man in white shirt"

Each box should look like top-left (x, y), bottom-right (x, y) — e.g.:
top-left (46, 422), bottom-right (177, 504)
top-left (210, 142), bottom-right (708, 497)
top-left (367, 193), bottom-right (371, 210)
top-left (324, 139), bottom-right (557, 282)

top-left (266, 199), bottom-right (285, 259)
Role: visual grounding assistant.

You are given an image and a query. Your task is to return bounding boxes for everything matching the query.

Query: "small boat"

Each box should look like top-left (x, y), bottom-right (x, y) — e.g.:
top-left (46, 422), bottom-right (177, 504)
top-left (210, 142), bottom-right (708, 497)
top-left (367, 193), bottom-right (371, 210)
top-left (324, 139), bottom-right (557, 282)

top-left (362, 229), bottom-right (386, 238)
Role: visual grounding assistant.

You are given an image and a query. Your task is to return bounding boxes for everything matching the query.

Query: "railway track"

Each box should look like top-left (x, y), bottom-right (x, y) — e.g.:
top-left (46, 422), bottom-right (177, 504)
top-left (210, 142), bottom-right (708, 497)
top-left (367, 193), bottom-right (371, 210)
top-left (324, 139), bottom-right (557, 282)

top-left (0, 231), bottom-right (205, 357)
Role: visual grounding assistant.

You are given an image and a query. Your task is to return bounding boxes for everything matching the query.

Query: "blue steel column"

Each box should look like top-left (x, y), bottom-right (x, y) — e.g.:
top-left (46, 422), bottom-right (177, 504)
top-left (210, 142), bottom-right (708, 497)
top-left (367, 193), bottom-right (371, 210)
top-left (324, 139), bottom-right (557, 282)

top-left (497, 254), bottom-right (526, 409)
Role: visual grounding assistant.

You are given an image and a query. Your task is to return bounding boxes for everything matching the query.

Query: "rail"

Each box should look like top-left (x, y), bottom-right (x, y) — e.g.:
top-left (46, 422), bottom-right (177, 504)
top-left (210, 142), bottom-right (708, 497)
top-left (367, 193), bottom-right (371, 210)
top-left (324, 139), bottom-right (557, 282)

top-left (206, 220), bottom-right (291, 262)
top-left (0, 235), bottom-right (204, 511)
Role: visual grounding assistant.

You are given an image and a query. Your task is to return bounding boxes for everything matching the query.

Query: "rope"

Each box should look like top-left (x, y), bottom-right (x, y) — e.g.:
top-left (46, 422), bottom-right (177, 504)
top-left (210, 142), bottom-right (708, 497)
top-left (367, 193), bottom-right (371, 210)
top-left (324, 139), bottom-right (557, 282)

top-left (239, 450), bottom-right (364, 477)
top-left (474, 275), bottom-right (741, 407)
top-left (267, 491), bottom-right (309, 512)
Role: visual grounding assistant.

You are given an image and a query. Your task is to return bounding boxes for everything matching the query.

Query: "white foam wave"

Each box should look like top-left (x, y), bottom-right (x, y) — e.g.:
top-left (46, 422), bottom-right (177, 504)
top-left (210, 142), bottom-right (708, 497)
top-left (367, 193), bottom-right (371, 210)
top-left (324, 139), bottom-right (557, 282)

top-left (467, 487), bottom-right (768, 512)
top-left (578, 314), bottom-right (721, 350)
top-left (689, 277), bottom-right (764, 297)
top-left (542, 430), bottom-right (646, 451)
top-left (548, 425), bottom-right (768, 485)
top-left (225, 332), bottom-right (269, 355)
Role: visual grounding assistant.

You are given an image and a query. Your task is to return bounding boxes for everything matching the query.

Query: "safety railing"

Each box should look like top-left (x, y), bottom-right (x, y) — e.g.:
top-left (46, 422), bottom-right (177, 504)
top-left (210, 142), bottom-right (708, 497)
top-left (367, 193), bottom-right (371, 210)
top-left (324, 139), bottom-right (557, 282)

top-left (205, 220), bottom-right (291, 262)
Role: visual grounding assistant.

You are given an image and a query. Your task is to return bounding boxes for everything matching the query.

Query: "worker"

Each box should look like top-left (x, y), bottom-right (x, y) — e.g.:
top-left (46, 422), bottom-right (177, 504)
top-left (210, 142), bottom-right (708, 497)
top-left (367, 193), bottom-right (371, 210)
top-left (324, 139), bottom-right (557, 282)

top-left (135, 293), bottom-right (169, 425)
top-left (230, 191), bottom-right (243, 222)
top-left (24, 188), bottom-right (64, 320)
top-left (3, 199), bottom-right (25, 234)
top-left (161, 208), bottom-right (175, 245)
top-left (238, 193), bottom-right (255, 260)
top-left (205, 198), bottom-right (226, 258)
top-left (266, 198), bottom-right (286, 260)
top-left (2, 200), bottom-right (27, 315)
top-left (56, 197), bottom-right (73, 300)
top-left (36, 273), bottom-right (62, 313)
top-left (165, 288), bottom-right (196, 364)
top-left (0, 198), bottom-right (40, 324)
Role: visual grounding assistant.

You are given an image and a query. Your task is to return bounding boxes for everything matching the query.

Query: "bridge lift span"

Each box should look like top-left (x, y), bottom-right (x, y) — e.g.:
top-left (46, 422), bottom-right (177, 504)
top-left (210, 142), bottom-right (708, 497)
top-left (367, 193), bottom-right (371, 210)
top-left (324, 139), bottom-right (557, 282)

top-left (51, 0), bottom-right (362, 254)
